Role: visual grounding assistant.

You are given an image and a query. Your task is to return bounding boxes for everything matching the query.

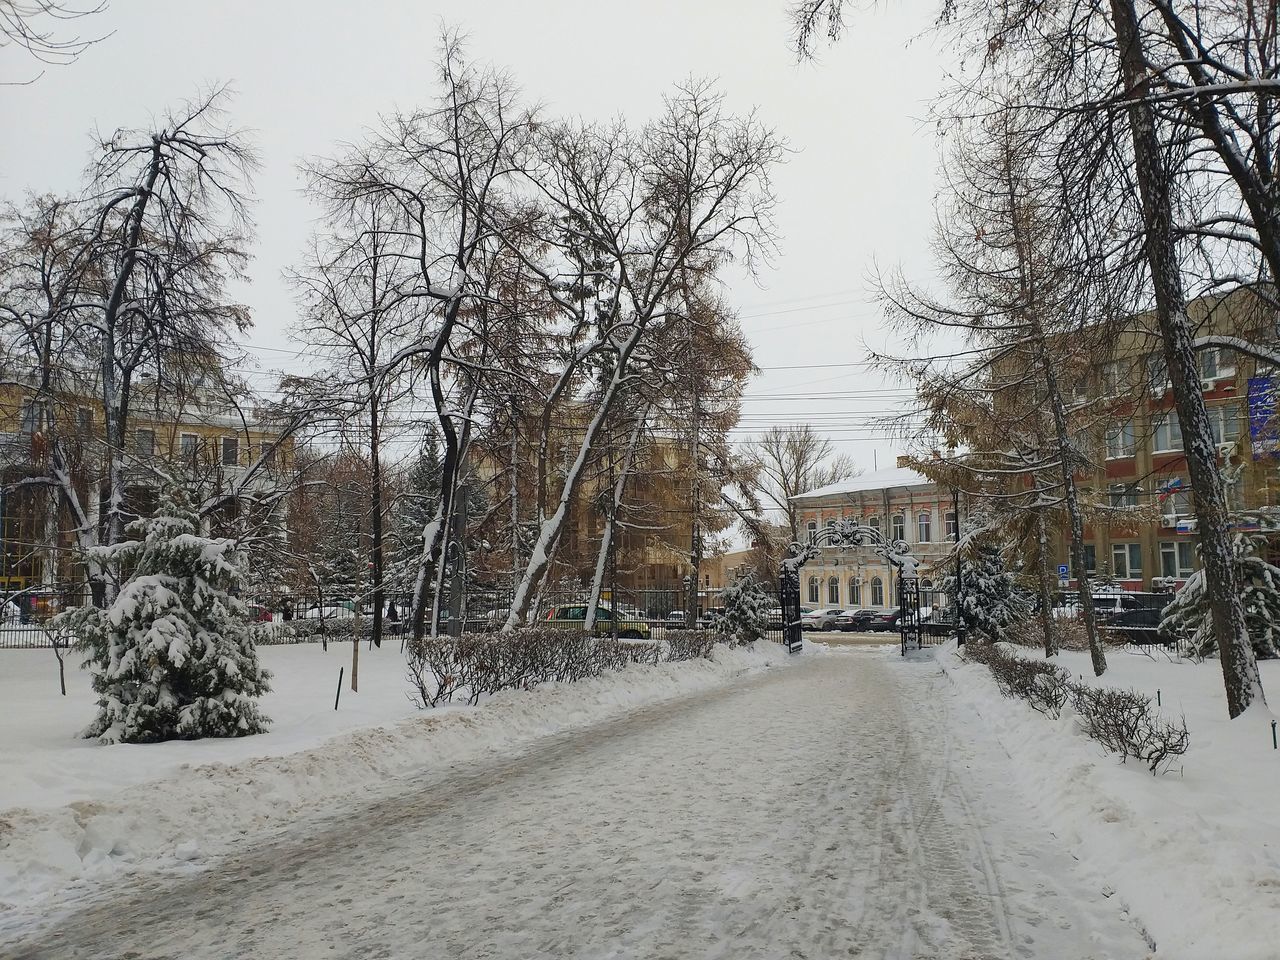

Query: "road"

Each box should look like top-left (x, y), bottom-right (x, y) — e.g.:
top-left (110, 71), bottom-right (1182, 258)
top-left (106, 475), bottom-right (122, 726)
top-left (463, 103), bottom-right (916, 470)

top-left (8, 649), bottom-right (1152, 960)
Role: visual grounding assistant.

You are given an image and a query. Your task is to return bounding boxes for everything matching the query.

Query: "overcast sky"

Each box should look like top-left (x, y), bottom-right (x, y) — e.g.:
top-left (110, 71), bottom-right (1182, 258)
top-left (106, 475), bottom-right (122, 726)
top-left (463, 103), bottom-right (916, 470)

top-left (1, 0), bottom-right (950, 471)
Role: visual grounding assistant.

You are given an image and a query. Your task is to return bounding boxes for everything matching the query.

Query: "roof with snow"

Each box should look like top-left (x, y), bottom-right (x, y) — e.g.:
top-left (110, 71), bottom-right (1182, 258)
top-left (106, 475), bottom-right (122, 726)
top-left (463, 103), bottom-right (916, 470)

top-left (790, 465), bottom-right (934, 502)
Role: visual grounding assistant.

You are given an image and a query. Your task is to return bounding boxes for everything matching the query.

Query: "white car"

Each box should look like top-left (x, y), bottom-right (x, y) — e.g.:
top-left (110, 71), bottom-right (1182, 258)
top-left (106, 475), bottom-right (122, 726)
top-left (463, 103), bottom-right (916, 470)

top-left (801, 608), bottom-right (844, 631)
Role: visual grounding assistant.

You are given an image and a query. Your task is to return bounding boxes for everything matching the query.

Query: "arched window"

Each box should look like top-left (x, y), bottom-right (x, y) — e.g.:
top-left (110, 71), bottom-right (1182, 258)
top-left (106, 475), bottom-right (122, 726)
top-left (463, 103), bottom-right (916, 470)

top-left (868, 515), bottom-right (881, 532)
top-left (871, 576), bottom-right (885, 606)
top-left (891, 514), bottom-right (906, 541)
top-left (827, 576), bottom-right (840, 605)
top-left (849, 577), bottom-right (861, 605)
top-left (917, 511), bottom-right (931, 543)
top-left (807, 575), bottom-right (820, 604)
top-left (806, 520), bottom-right (818, 543)
top-left (945, 511), bottom-right (958, 539)
top-left (921, 578), bottom-right (934, 609)
top-left (826, 519), bottom-right (836, 529)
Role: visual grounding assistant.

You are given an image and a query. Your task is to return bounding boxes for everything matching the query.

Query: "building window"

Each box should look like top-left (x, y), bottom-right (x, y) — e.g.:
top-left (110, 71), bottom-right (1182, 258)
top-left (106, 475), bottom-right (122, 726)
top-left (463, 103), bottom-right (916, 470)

top-left (76, 407), bottom-right (93, 435)
top-left (944, 510), bottom-right (957, 539)
top-left (917, 511), bottom-right (931, 543)
top-left (1147, 353), bottom-right (1169, 393)
top-left (827, 576), bottom-right (840, 605)
top-left (868, 515), bottom-right (880, 533)
top-left (806, 520), bottom-right (818, 544)
top-left (1198, 348), bottom-right (1236, 382)
top-left (1112, 542), bottom-right (1142, 579)
top-left (1158, 481), bottom-right (1191, 517)
top-left (1153, 413), bottom-right (1182, 453)
top-left (1208, 404), bottom-right (1242, 445)
top-left (807, 576), bottom-right (820, 604)
top-left (1109, 483), bottom-right (1138, 509)
top-left (826, 519), bottom-right (836, 530)
top-left (1160, 540), bottom-right (1195, 578)
top-left (921, 578), bottom-right (934, 608)
top-left (871, 576), bottom-right (885, 607)
top-left (891, 514), bottom-right (905, 541)
top-left (1101, 360), bottom-right (1124, 395)
top-left (849, 577), bottom-right (861, 605)
top-left (19, 398), bottom-right (47, 434)
top-left (180, 433), bottom-right (200, 460)
top-left (134, 429), bottom-right (155, 457)
top-left (221, 436), bottom-right (240, 466)
top-left (1072, 544), bottom-right (1098, 577)
top-left (1105, 423), bottom-right (1136, 459)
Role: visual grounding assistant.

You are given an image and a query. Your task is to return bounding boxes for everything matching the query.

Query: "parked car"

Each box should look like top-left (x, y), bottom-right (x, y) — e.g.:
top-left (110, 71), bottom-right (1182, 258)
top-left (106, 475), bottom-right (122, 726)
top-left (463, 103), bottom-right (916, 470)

top-left (1104, 607), bottom-right (1177, 645)
top-left (698, 606), bottom-right (727, 630)
top-left (544, 603), bottom-right (651, 640)
top-left (665, 610), bottom-right (688, 626)
top-left (866, 608), bottom-right (903, 632)
top-left (801, 608), bottom-right (844, 631)
top-left (1053, 590), bottom-right (1167, 624)
top-left (835, 609), bottom-right (878, 632)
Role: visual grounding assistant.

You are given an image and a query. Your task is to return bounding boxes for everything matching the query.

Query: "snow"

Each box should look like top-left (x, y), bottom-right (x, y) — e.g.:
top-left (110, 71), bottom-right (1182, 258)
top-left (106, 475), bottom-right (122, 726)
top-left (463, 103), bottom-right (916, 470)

top-left (938, 642), bottom-right (1280, 960)
top-left (0, 639), bottom-right (793, 917)
top-left (6, 647), bottom-right (1153, 958)
top-left (789, 463), bottom-right (931, 501)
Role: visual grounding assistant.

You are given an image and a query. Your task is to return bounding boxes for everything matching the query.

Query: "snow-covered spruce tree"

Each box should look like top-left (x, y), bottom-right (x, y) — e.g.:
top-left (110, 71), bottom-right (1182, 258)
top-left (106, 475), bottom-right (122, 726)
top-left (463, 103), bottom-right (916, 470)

top-left (59, 488), bottom-right (271, 743)
top-left (1161, 509), bottom-right (1280, 660)
top-left (938, 542), bottom-right (1026, 644)
top-left (719, 573), bottom-right (769, 645)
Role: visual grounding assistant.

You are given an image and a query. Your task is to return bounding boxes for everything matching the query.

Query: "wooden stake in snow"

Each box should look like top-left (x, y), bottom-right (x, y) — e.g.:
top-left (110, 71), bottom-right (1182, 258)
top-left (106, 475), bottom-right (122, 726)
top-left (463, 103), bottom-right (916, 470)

top-left (335, 667), bottom-right (344, 711)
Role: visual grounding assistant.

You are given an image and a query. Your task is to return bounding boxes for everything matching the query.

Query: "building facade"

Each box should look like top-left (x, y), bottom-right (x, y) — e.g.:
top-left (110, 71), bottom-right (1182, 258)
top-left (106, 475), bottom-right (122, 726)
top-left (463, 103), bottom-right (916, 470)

top-left (790, 462), bottom-right (958, 611)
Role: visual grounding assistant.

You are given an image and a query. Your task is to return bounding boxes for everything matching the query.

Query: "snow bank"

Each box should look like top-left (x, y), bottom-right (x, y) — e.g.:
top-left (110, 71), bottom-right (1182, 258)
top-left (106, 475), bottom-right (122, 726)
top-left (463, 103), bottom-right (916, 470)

top-left (939, 642), bottom-right (1280, 960)
top-left (0, 639), bottom-right (800, 914)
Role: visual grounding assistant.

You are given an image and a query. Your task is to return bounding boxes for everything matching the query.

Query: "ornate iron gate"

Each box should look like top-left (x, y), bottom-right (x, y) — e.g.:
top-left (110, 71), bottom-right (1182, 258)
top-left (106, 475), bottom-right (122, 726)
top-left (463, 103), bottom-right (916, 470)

top-left (778, 519), bottom-right (918, 657)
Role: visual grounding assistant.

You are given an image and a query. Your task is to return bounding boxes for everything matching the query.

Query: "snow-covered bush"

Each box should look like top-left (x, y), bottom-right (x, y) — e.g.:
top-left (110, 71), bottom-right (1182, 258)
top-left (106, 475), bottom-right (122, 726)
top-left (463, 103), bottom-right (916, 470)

top-left (938, 543), bottom-right (1026, 643)
top-left (405, 627), bottom-right (671, 708)
top-left (1071, 684), bottom-right (1190, 774)
top-left (1160, 510), bottom-right (1280, 659)
top-left (717, 574), bottom-right (769, 646)
top-left (58, 488), bottom-right (271, 743)
top-left (963, 643), bottom-right (1189, 773)
top-left (664, 629), bottom-right (716, 661)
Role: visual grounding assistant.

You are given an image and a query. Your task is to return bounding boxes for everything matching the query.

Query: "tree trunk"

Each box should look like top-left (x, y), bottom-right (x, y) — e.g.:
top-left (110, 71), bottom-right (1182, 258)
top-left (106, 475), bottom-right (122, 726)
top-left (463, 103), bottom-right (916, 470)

top-left (369, 392), bottom-right (384, 649)
top-left (1109, 0), bottom-right (1264, 716)
top-left (1035, 507), bottom-right (1059, 657)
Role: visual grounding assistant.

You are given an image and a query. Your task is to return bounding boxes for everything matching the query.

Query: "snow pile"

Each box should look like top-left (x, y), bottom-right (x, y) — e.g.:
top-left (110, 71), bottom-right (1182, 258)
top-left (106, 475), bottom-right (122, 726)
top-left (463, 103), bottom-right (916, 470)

top-left (0, 639), bottom-right (800, 913)
top-left (939, 643), bottom-right (1280, 960)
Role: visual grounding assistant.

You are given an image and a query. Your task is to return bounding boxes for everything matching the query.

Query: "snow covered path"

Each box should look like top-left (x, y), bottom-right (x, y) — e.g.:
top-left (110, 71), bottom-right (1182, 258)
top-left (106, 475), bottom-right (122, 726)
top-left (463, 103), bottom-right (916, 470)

top-left (8, 649), bottom-right (1152, 960)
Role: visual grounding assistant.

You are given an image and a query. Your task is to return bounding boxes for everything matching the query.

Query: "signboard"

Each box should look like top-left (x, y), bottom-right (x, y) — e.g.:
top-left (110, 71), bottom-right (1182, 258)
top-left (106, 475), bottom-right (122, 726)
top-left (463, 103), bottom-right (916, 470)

top-left (1247, 375), bottom-right (1279, 459)
top-left (1057, 564), bottom-right (1069, 578)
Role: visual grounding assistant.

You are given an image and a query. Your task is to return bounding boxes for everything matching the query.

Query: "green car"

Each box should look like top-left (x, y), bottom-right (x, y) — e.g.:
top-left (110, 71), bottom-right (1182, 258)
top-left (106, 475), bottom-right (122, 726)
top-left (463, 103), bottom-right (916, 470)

top-left (543, 603), bottom-right (651, 639)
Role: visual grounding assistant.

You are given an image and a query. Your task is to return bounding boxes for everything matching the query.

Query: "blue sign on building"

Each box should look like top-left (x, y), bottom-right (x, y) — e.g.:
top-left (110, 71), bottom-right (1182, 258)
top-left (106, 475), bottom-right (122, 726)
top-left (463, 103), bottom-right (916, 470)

top-left (1247, 375), bottom-right (1279, 459)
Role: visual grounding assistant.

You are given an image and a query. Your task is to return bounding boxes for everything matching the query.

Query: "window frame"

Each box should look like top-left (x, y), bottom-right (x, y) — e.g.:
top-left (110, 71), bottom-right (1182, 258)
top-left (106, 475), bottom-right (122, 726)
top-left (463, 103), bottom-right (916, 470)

top-left (1111, 542), bottom-right (1142, 579)
top-left (827, 576), bottom-right (840, 605)
top-left (917, 511), bottom-right (932, 543)
top-left (1152, 412), bottom-right (1183, 453)
top-left (891, 514), bottom-right (905, 542)
top-left (1105, 422), bottom-right (1137, 459)
top-left (1159, 540), bottom-right (1195, 578)
top-left (134, 428), bottom-right (156, 458)
top-left (807, 576), bottom-right (820, 604)
top-left (870, 576), bottom-right (885, 607)
top-left (221, 436), bottom-right (240, 467)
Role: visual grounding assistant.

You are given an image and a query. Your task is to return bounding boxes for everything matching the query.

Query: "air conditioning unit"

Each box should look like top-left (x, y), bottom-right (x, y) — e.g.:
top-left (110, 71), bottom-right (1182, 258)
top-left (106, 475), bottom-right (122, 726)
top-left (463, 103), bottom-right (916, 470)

top-left (1176, 518), bottom-right (1198, 534)
top-left (1200, 379), bottom-right (1215, 391)
top-left (1161, 514), bottom-right (1178, 528)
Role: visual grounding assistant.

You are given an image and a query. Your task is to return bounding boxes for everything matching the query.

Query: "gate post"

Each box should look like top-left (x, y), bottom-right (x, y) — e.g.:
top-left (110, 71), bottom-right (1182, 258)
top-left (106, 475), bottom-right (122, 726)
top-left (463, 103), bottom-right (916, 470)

top-left (899, 575), bottom-right (922, 656)
top-left (779, 565), bottom-right (803, 654)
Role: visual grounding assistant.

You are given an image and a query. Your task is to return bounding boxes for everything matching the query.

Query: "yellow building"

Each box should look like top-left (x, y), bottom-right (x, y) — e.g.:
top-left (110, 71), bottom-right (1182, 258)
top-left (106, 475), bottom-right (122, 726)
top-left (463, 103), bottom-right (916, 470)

top-left (0, 370), bottom-right (291, 601)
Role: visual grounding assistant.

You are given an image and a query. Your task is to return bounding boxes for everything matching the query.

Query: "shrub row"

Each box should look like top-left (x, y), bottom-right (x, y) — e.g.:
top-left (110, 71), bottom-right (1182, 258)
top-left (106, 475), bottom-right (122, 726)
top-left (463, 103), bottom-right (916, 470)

top-left (962, 643), bottom-right (1189, 774)
top-left (406, 626), bottom-right (722, 708)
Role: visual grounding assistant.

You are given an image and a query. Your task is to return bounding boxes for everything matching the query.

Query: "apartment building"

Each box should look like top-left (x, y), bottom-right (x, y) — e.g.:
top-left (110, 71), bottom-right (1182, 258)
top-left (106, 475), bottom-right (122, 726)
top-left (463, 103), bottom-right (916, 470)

top-left (0, 372), bottom-right (290, 597)
top-left (1007, 288), bottom-right (1280, 590)
top-left (790, 462), bottom-right (959, 610)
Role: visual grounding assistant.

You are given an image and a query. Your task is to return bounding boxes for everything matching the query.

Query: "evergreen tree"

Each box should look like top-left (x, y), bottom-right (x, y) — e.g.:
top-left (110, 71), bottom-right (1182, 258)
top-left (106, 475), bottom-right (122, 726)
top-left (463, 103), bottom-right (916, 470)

top-left (1161, 509), bottom-right (1280, 659)
top-left (58, 487), bottom-right (271, 743)
top-left (939, 542), bottom-right (1026, 643)
top-left (719, 573), bottom-right (770, 645)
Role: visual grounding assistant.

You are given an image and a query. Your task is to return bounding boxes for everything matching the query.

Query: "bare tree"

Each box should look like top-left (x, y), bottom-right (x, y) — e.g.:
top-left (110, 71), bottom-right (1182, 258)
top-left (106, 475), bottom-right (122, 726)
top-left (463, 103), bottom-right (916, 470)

top-left (739, 423), bottom-right (858, 546)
